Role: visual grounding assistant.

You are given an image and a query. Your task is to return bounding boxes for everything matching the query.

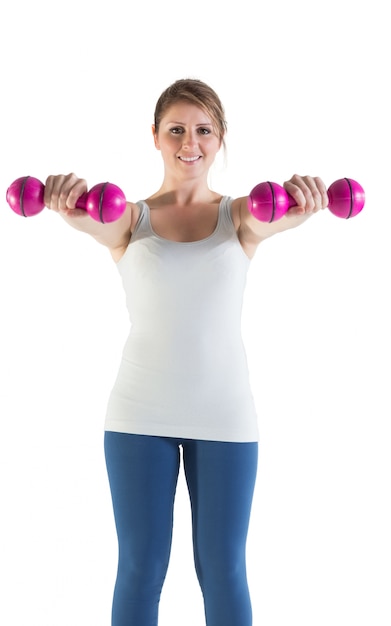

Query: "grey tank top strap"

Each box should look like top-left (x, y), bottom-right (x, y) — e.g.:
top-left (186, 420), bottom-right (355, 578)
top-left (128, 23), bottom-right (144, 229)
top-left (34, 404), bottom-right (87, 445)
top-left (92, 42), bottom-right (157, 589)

top-left (132, 201), bottom-right (152, 238)
top-left (218, 196), bottom-right (236, 235)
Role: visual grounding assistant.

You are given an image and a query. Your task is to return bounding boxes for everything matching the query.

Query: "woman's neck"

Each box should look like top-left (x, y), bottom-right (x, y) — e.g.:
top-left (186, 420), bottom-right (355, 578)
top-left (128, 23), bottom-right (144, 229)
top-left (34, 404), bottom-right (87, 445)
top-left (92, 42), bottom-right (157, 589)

top-left (147, 178), bottom-right (218, 208)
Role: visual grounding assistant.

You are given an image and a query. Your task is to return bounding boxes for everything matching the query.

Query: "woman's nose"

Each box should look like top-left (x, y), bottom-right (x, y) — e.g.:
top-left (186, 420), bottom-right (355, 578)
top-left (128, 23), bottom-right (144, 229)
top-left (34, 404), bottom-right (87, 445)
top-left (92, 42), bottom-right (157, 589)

top-left (182, 131), bottom-right (198, 148)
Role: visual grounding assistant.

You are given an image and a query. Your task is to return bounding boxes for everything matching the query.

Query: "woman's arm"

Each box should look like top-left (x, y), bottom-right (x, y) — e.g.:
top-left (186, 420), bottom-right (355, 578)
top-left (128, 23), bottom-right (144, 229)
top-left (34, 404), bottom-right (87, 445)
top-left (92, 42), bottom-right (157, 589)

top-left (234, 174), bottom-right (329, 257)
top-left (44, 173), bottom-right (138, 259)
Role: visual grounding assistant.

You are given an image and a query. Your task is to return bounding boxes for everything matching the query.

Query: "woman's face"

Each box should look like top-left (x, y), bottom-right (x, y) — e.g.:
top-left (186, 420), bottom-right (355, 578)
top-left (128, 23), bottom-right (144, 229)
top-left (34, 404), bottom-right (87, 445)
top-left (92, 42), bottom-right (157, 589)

top-left (152, 101), bottom-right (222, 181)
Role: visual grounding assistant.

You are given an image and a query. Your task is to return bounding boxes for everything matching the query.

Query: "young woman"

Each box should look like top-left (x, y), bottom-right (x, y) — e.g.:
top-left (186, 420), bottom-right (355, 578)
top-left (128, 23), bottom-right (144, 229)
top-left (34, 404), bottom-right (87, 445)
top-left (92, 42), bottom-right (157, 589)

top-left (44, 78), bottom-right (328, 626)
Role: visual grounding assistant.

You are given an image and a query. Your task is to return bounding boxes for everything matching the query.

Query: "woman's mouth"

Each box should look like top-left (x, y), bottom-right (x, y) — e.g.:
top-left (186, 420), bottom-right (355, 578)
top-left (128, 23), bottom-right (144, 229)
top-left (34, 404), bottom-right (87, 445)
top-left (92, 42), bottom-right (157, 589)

top-left (178, 156), bottom-right (201, 162)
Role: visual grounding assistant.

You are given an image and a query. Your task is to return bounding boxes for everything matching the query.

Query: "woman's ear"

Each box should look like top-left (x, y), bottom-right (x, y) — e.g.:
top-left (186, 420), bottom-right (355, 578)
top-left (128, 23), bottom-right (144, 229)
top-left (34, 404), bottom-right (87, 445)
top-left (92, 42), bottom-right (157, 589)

top-left (152, 125), bottom-right (160, 150)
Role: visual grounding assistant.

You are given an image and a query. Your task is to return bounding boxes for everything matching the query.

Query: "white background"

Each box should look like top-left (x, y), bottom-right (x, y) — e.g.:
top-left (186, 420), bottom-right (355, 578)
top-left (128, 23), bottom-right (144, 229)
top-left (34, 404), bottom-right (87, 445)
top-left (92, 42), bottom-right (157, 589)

top-left (0, 1), bottom-right (390, 625)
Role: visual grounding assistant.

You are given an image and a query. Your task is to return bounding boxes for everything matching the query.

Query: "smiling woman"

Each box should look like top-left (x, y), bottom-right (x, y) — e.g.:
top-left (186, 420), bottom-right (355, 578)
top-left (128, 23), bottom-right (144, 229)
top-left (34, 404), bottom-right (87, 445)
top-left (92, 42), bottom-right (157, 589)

top-left (39, 78), bottom-right (329, 626)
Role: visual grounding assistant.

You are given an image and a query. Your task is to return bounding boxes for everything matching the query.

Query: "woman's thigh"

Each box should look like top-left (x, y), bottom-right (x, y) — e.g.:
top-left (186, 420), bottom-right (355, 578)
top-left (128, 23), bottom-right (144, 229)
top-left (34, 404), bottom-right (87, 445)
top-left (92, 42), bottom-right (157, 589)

top-left (104, 432), bottom-right (181, 579)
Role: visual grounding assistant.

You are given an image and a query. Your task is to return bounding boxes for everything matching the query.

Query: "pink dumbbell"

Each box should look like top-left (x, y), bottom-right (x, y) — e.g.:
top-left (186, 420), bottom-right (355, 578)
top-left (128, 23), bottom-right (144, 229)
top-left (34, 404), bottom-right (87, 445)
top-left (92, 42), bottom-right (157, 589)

top-left (6, 176), bottom-right (126, 223)
top-left (248, 177), bottom-right (365, 222)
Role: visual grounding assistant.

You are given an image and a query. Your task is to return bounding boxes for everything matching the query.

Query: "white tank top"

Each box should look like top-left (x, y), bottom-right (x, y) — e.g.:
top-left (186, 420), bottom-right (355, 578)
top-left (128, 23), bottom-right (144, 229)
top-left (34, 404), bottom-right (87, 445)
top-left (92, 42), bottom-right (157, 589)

top-left (104, 196), bottom-right (258, 442)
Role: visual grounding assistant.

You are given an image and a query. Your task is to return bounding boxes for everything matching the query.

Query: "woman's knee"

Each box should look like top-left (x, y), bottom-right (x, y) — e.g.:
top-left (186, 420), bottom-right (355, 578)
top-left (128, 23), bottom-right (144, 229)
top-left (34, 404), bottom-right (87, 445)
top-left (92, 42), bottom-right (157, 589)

top-left (116, 552), bottom-right (168, 598)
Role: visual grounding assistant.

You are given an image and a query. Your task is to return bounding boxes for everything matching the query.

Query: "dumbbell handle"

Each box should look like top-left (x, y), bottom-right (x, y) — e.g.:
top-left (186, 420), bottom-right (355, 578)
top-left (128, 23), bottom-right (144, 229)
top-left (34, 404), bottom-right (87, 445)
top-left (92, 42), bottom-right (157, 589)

top-left (248, 178), bottom-right (365, 222)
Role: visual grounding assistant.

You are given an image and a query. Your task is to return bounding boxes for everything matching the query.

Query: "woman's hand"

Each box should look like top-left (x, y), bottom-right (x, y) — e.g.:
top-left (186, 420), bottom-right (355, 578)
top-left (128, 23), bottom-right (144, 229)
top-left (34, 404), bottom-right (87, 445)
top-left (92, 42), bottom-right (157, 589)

top-left (283, 174), bottom-right (329, 217)
top-left (44, 173), bottom-right (88, 218)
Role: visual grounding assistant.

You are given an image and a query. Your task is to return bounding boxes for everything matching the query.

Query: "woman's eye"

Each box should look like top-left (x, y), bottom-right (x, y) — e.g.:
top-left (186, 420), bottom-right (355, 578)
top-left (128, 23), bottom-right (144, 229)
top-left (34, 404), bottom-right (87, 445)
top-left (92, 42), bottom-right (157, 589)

top-left (198, 128), bottom-right (211, 135)
top-left (170, 127), bottom-right (183, 134)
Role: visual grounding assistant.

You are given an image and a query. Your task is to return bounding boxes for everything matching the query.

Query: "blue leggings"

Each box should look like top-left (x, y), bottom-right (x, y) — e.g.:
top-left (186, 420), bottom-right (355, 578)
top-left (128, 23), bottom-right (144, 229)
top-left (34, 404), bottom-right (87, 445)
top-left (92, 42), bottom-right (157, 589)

top-left (104, 432), bottom-right (258, 626)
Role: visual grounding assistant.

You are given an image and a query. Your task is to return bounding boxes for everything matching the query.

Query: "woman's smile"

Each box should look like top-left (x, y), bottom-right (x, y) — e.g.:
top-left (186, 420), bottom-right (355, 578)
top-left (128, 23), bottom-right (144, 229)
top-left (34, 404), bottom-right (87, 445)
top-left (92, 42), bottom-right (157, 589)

top-left (178, 155), bottom-right (202, 163)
